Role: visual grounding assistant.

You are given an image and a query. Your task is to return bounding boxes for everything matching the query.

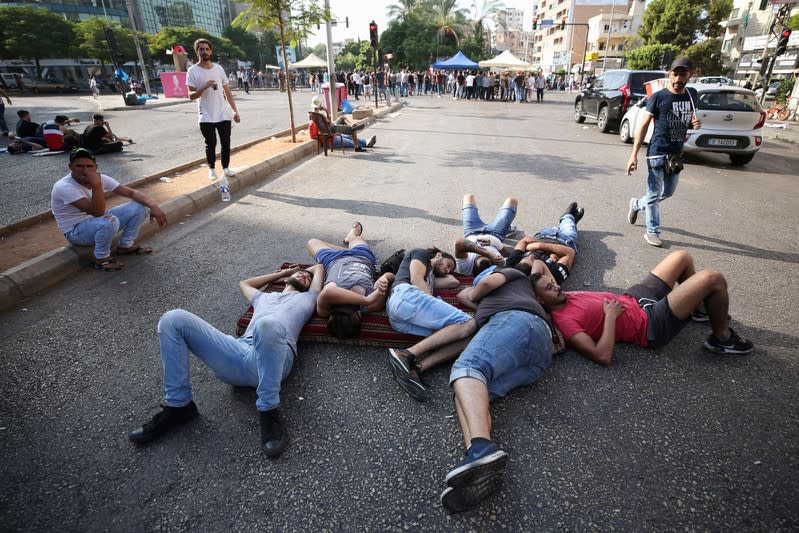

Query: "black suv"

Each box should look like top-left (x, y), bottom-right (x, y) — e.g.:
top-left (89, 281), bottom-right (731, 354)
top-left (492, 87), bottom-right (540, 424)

top-left (574, 70), bottom-right (664, 133)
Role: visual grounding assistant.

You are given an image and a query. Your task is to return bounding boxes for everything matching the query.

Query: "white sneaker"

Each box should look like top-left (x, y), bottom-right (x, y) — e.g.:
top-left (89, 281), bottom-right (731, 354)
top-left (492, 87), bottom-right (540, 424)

top-left (208, 169), bottom-right (218, 181)
top-left (223, 168), bottom-right (235, 177)
top-left (644, 232), bottom-right (663, 247)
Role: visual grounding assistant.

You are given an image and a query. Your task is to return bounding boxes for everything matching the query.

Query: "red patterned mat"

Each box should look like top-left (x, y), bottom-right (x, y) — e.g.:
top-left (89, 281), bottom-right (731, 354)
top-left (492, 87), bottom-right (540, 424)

top-left (235, 263), bottom-right (475, 347)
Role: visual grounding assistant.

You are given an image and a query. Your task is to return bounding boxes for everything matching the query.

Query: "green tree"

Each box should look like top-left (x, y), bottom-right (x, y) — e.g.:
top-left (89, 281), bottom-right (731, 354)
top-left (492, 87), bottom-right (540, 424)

top-left (685, 38), bottom-right (724, 75)
top-left (386, 0), bottom-right (423, 20)
top-left (639, 0), bottom-right (703, 49)
top-left (73, 18), bottom-right (138, 64)
top-left (0, 7), bottom-right (76, 79)
top-left (147, 27), bottom-right (243, 66)
top-left (224, 26), bottom-right (262, 67)
top-left (234, 0), bottom-right (325, 142)
top-left (311, 43), bottom-right (327, 60)
top-left (470, 0), bottom-right (505, 53)
top-left (705, 0), bottom-right (733, 39)
top-left (625, 43), bottom-right (680, 70)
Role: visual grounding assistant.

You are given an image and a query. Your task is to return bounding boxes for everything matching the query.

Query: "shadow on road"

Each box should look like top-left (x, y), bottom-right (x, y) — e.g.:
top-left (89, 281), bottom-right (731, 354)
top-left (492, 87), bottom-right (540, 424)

top-left (663, 227), bottom-right (799, 264)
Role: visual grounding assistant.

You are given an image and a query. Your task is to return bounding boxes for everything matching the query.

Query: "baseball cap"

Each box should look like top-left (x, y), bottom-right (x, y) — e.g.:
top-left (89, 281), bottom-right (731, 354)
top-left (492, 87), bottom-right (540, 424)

top-left (55, 114), bottom-right (70, 123)
top-left (669, 56), bottom-right (694, 72)
top-left (93, 113), bottom-right (104, 120)
top-left (69, 147), bottom-right (97, 163)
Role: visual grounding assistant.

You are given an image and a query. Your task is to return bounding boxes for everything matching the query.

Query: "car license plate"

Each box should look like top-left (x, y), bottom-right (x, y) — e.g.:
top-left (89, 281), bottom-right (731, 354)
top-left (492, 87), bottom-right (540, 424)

top-left (708, 138), bottom-right (738, 146)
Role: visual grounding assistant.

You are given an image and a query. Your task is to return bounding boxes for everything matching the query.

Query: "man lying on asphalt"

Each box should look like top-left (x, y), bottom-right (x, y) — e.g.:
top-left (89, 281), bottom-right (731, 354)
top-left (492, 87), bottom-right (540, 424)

top-left (533, 250), bottom-right (754, 365)
top-left (306, 222), bottom-right (394, 338)
top-left (50, 148), bottom-right (167, 271)
top-left (129, 264), bottom-right (324, 457)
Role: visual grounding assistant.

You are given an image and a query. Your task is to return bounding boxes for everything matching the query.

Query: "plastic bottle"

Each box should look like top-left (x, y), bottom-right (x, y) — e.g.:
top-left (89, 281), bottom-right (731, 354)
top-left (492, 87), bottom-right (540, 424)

top-left (219, 176), bottom-right (231, 202)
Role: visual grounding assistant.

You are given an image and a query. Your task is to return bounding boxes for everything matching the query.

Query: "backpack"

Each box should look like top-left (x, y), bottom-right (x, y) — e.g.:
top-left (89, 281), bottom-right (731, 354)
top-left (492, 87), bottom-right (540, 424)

top-left (379, 249), bottom-right (405, 275)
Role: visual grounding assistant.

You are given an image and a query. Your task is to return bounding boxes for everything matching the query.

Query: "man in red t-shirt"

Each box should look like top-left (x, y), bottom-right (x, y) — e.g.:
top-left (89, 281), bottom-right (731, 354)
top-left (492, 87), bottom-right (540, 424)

top-left (533, 250), bottom-right (753, 365)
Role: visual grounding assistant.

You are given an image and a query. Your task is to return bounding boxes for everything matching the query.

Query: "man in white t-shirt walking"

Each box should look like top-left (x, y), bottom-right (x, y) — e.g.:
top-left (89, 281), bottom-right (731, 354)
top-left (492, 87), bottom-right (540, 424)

top-left (187, 38), bottom-right (241, 180)
top-left (51, 148), bottom-right (167, 271)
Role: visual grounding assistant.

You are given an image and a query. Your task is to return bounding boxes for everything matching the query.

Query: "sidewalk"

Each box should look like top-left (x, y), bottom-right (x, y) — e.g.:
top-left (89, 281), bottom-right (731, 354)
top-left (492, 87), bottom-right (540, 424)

top-left (0, 101), bottom-right (402, 312)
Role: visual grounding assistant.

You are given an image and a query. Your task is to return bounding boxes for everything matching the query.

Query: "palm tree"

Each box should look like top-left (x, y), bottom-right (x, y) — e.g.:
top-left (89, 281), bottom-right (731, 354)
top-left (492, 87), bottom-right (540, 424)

top-left (423, 0), bottom-right (469, 50)
top-left (471, 0), bottom-right (505, 53)
top-left (386, 0), bottom-right (423, 21)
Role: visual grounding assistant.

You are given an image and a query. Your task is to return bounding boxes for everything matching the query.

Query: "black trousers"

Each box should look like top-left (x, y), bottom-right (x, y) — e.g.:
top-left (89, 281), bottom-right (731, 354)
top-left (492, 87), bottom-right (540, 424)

top-left (199, 121), bottom-right (231, 169)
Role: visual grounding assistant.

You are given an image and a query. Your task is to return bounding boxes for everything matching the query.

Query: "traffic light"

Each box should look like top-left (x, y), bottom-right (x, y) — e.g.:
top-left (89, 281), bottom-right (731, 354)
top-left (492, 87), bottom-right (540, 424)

top-left (532, 17), bottom-right (538, 30)
top-left (776, 29), bottom-right (791, 56)
top-left (560, 18), bottom-right (567, 30)
top-left (369, 21), bottom-right (378, 48)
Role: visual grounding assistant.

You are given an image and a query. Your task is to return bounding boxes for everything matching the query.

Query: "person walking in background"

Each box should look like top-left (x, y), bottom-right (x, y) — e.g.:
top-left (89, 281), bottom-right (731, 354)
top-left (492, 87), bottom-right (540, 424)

top-left (187, 38), bottom-right (241, 181)
top-left (0, 86), bottom-right (12, 136)
top-left (626, 57), bottom-right (700, 247)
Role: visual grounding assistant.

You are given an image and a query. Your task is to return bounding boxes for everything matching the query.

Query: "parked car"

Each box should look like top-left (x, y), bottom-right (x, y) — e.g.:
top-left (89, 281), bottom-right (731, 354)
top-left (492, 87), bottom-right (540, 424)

top-left (27, 77), bottom-right (80, 94)
top-left (754, 81), bottom-right (781, 99)
top-left (695, 76), bottom-right (733, 85)
top-left (574, 69), bottom-right (665, 133)
top-left (618, 84), bottom-right (766, 166)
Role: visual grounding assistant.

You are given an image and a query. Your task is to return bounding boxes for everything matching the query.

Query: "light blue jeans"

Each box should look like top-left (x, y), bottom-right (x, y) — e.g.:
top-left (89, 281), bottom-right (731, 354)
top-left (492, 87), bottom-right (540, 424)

top-left (450, 311), bottom-right (553, 401)
top-left (632, 155), bottom-right (680, 235)
top-left (462, 202), bottom-right (516, 241)
top-left (387, 282), bottom-right (472, 337)
top-left (158, 309), bottom-right (294, 412)
top-left (64, 201), bottom-right (148, 259)
top-left (533, 213), bottom-right (579, 253)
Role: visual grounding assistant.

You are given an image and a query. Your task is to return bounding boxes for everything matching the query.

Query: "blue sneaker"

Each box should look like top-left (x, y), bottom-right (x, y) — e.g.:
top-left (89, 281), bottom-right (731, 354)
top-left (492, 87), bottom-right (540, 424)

top-left (440, 472), bottom-right (505, 514)
top-left (445, 440), bottom-right (508, 487)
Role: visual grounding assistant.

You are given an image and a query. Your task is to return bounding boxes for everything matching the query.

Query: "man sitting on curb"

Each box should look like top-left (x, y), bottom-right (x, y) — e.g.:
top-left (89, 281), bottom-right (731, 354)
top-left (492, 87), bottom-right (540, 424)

top-left (129, 264), bottom-right (324, 457)
top-left (50, 148), bottom-right (167, 271)
top-left (387, 248), bottom-right (476, 401)
top-left (306, 222), bottom-right (395, 338)
top-left (441, 262), bottom-right (554, 513)
top-left (533, 250), bottom-right (754, 365)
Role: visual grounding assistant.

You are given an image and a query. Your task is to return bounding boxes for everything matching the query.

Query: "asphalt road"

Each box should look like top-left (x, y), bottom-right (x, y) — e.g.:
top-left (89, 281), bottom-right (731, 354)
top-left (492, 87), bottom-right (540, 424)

top-left (0, 90), bottom-right (315, 226)
top-left (1, 93), bottom-right (797, 531)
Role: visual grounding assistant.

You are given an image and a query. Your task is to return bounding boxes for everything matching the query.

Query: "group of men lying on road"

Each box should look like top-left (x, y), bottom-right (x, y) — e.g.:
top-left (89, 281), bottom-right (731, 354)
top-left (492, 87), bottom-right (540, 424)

top-left (7, 110), bottom-right (133, 155)
top-left (110, 186), bottom-right (753, 514)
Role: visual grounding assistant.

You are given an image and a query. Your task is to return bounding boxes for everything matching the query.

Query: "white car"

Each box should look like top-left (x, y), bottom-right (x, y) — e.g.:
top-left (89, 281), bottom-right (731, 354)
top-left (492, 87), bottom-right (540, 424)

top-left (618, 84), bottom-right (766, 166)
top-left (695, 76), bottom-right (733, 85)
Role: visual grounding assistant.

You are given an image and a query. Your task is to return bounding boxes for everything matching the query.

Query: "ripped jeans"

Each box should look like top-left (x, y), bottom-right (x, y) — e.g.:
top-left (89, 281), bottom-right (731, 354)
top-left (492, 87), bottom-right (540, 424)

top-left (64, 201), bottom-right (148, 259)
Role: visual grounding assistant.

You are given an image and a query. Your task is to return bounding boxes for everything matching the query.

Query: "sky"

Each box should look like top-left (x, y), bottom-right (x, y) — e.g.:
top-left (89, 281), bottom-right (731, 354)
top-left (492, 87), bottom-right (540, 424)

top-left (306, 0), bottom-right (533, 46)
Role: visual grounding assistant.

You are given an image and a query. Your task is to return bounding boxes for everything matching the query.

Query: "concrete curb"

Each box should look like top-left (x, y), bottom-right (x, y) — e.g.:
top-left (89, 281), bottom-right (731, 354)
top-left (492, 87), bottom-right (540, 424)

top-left (0, 102), bottom-right (405, 313)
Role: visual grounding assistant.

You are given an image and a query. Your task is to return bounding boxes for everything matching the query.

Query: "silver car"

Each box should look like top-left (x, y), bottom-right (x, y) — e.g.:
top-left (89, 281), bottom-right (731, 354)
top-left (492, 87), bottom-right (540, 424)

top-left (618, 84), bottom-right (766, 166)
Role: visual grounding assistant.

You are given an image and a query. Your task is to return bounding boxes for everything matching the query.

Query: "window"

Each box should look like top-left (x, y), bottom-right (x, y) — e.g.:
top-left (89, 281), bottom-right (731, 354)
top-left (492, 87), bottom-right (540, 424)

top-left (723, 39), bottom-right (733, 51)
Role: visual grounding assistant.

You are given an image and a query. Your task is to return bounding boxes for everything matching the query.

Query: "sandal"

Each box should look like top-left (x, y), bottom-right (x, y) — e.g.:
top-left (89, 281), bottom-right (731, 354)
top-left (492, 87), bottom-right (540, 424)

top-left (343, 222), bottom-right (363, 245)
top-left (93, 257), bottom-right (124, 271)
top-left (117, 245), bottom-right (153, 255)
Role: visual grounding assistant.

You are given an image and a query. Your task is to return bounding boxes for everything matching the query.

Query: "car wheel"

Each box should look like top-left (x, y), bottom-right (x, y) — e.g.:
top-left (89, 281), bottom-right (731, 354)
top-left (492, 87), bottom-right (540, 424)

top-left (729, 153), bottom-right (754, 166)
top-left (574, 101), bottom-right (585, 123)
top-left (597, 106), bottom-right (611, 133)
top-left (619, 120), bottom-right (633, 144)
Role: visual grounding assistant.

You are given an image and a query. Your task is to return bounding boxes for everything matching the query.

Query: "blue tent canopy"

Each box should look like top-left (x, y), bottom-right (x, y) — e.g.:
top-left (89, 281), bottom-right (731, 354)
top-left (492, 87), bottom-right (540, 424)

top-left (433, 51), bottom-right (478, 70)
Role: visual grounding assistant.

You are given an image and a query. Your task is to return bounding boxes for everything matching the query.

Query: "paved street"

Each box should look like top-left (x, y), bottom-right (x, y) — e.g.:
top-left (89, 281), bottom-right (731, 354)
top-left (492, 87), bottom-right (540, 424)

top-left (1, 93), bottom-right (798, 530)
top-left (0, 90), bottom-right (316, 226)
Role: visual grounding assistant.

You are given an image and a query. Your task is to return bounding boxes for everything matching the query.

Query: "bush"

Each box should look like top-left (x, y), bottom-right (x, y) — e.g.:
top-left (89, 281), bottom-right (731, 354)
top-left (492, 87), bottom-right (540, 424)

top-left (625, 44), bottom-right (680, 70)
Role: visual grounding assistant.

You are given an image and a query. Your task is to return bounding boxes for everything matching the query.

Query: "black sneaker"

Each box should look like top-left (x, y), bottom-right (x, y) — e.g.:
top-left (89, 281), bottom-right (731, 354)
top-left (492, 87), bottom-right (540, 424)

top-left (703, 328), bottom-right (754, 355)
top-left (260, 408), bottom-right (288, 458)
top-left (388, 348), bottom-right (428, 401)
top-left (692, 307), bottom-right (731, 323)
top-left (445, 441), bottom-right (508, 487)
top-left (440, 472), bottom-right (505, 514)
top-left (574, 206), bottom-right (585, 223)
top-left (128, 401), bottom-right (198, 444)
top-left (627, 198), bottom-right (638, 225)
top-left (562, 202), bottom-right (578, 220)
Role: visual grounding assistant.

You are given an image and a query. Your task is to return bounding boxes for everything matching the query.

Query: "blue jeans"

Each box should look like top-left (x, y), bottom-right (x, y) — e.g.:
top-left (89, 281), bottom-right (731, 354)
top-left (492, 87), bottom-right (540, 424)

top-left (515, 86), bottom-right (525, 102)
top-left (533, 214), bottom-right (579, 253)
top-left (462, 202), bottom-right (516, 241)
top-left (158, 309), bottom-right (294, 412)
top-left (0, 102), bottom-right (8, 133)
top-left (387, 283), bottom-right (471, 337)
top-left (401, 82), bottom-right (408, 96)
top-left (64, 201), bottom-right (148, 259)
top-left (632, 155), bottom-right (680, 235)
top-left (332, 134), bottom-right (366, 148)
top-left (450, 311), bottom-right (553, 400)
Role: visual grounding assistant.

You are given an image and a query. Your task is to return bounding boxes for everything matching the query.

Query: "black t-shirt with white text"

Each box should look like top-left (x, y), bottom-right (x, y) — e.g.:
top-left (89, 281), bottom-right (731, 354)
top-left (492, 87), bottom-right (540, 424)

top-left (646, 87), bottom-right (697, 156)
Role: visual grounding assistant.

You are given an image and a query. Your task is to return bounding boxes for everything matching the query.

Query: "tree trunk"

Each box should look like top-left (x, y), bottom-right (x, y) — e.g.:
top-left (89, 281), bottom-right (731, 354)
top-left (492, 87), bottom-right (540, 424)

top-left (278, 17), bottom-right (297, 143)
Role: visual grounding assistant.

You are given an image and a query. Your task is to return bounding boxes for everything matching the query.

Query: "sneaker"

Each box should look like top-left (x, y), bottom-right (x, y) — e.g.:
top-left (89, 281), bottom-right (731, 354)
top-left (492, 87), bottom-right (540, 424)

top-left (703, 328), bottom-right (754, 355)
top-left (388, 348), bottom-right (428, 401)
top-left (260, 408), bottom-right (288, 457)
top-left (367, 135), bottom-right (377, 148)
top-left (505, 224), bottom-right (518, 237)
top-left (354, 146), bottom-right (367, 152)
top-left (440, 473), bottom-right (505, 514)
top-left (692, 307), bottom-right (731, 323)
top-left (627, 198), bottom-right (638, 225)
top-left (223, 168), bottom-right (235, 177)
top-left (644, 232), bottom-right (663, 247)
top-left (562, 202), bottom-right (578, 220)
top-left (445, 440), bottom-right (508, 487)
top-left (208, 169), bottom-right (218, 181)
top-left (574, 207), bottom-right (585, 223)
top-left (128, 401), bottom-right (199, 444)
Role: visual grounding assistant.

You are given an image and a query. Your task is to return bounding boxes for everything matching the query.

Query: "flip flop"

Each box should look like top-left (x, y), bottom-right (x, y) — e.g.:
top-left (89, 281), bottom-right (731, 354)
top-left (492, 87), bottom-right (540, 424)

top-left (117, 245), bottom-right (153, 255)
top-left (343, 222), bottom-right (363, 245)
top-left (93, 257), bottom-right (123, 271)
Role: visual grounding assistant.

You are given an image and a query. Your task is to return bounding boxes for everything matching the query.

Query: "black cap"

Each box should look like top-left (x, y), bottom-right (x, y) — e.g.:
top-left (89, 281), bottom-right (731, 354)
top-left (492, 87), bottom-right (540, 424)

top-left (669, 56), bottom-right (694, 72)
top-left (92, 113), bottom-right (104, 120)
top-left (69, 147), bottom-right (96, 163)
top-left (54, 114), bottom-right (69, 123)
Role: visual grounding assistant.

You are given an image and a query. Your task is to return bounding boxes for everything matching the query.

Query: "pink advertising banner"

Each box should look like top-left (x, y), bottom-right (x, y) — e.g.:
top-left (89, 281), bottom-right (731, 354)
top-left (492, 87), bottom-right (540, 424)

top-left (160, 72), bottom-right (188, 98)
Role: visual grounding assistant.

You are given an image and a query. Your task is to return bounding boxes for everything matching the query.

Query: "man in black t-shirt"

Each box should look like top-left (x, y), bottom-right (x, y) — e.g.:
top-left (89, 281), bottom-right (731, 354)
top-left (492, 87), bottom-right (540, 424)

top-left (626, 57), bottom-right (701, 248)
top-left (80, 113), bottom-right (126, 154)
top-left (15, 110), bottom-right (43, 142)
top-left (386, 248), bottom-right (476, 401)
top-left (440, 265), bottom-right (554, 514)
